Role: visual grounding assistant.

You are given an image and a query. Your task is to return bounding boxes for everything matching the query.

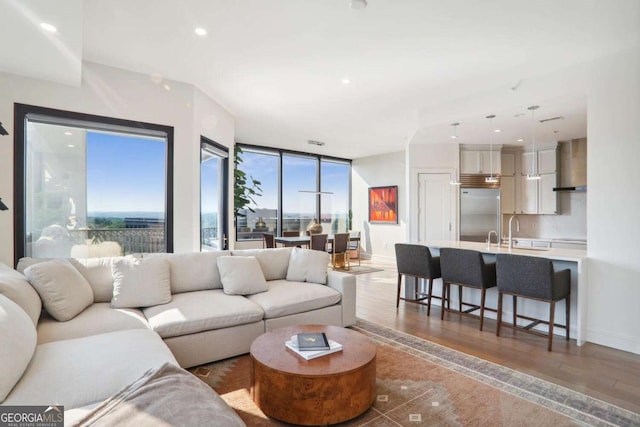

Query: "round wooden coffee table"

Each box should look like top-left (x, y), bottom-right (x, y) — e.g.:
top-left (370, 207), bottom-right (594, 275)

top-left (250, 325), bottom-right (377, 425)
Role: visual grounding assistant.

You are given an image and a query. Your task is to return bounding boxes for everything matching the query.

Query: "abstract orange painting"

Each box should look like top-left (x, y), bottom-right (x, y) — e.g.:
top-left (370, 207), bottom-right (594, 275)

top-left (368, 186), bottom-right (398, 224)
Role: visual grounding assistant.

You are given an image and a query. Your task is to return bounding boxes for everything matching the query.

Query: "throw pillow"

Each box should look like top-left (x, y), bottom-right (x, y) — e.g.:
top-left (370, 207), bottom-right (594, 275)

top-left (24, 259), bottom-right (94, 321)
top-left (217, 256), bottom-right (268, 295)
top-left (111, 257), bottom-right (171, 308)
top-left (0, 263), bottom-right (42, 326)
top-left (0, 295), bottom-right (37, 403)
top-left (286, 247), bottom-right (329, 285)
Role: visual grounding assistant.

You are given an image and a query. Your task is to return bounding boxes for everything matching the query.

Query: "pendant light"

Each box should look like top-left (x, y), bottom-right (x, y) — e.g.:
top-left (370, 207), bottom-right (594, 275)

top-left (450, 122), bottom-right (461, 185)
top-left (485, 115), bottom-right (498, 183)
top-left (527, 105), bottom-right (541, 180)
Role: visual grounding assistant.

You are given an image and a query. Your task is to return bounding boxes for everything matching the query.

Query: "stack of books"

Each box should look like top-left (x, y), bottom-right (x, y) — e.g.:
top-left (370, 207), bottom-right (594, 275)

top-left (285, 332), bottom-right (343, 360)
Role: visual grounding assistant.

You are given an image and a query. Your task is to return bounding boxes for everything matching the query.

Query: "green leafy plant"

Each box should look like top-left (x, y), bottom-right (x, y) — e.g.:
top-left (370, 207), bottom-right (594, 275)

top-left (234, 145), bottom-right (263, 219)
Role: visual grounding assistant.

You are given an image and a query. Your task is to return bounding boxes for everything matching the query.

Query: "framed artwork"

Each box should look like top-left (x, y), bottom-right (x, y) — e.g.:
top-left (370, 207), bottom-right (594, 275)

top-left (368, 186), bottom-right (398, 224)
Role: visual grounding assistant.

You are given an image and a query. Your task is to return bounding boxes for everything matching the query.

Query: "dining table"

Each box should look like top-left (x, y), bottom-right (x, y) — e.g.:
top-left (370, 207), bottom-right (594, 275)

top-left (274, 234), bottom-right (360, 248)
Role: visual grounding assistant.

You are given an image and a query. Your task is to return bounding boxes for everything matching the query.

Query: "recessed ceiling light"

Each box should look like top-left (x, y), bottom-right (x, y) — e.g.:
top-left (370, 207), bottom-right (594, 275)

top-left (350, 0), bottom-right (367, 10)
top-left (494, 129), bottom-right (502, 133)
top-left (64, 131), bottom-right (72, 136)
top-left (341, 78), bottom-right (351, 85)
top-left (194, 27), bottom-right (207, 36)
top-left (40, 23), bottom-right (57, 33)
top-left (517, 138), bottom-right (524, 142)
top-left (163, 83), bottom-right (171, 91)
top-left (67, 144), bottom-right (75, 148)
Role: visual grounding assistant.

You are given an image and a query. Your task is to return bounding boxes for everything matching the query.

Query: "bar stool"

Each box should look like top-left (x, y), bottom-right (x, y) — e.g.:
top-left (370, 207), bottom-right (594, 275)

top-left (439, 248), bottom-right (496, 331)
top-left (394, 244), bottom-right (441, 316)
top-left (496, 254), bottom-right (571, 351)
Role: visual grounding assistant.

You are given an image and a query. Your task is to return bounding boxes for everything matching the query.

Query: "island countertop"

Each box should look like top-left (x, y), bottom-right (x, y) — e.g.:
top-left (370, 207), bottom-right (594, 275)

top-left (420, 240), bottom-right (587, 263)
top-left (417, 240), bottom-right (588, 346)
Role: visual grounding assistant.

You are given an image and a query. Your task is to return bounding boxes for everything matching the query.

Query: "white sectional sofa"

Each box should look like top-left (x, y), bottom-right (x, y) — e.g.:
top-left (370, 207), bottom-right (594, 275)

top-left (0, 247), bottom-right (356, 425)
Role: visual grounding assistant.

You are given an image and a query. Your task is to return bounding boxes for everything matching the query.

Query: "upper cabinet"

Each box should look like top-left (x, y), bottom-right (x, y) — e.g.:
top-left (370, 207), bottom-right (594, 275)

top-left (460, 149), bottom-right (501, 174)
top-left (517, 143), bottom-right (559, 215)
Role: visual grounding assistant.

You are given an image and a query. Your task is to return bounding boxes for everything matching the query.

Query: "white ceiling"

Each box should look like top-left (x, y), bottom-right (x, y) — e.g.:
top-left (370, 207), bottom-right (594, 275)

top-left (1, 0), bottom-right (639, 158)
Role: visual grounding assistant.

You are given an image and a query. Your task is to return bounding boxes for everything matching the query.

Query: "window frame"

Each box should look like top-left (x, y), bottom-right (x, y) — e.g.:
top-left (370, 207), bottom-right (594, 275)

top-left (200, 136), bottom-right (229, 250)
top-left (13, 103), bottom-right (174, 264)
top-left (236, 143), bottom-right (351, 240)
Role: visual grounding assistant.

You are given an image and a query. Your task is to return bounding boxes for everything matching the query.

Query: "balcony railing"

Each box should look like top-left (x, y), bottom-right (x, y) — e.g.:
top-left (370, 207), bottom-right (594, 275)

top-left (67, 227), bottom-right (165, 255)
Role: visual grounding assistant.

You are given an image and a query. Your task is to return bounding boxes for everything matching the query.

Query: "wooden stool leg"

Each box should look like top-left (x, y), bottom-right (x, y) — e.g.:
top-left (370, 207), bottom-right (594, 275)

top-left (496, 292), bottom-right (503, 337)
top-left (441, 282), bottom-right (448, 320)
top-left (396, 274), bottom-right (402, 308)
top-left (512, 295), bottom-right (517, 327)
top-left (427, 278), bottom-right (434, 317)
top-left (548, 300), bottom-right (556, 351)
top-left (479, 287), bottom-right (487, 331)
top-left (565, 295), bottom-right (571, 341)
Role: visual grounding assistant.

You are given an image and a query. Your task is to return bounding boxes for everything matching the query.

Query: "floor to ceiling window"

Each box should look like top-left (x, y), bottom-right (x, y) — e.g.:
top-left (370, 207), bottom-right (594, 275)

top-left (200, 138), bottom-right (228, 250)
top-left (235, 144), bottom-right (351, 241)
top-left (14, 104), bottom-right (173, 261)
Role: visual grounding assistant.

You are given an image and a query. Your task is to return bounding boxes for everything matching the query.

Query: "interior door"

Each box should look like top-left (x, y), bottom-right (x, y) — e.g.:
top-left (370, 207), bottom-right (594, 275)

top-left (418, 173), bottom-right (454, 242)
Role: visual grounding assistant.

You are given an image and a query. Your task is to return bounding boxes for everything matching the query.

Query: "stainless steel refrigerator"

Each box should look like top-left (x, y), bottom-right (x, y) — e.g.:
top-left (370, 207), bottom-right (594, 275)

top-left (459, 188), bottom-right (501, 243)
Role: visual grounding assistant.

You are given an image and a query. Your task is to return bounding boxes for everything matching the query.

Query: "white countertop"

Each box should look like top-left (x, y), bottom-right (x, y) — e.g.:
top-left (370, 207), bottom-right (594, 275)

top-left (421, 240), bottom-right (587, 263)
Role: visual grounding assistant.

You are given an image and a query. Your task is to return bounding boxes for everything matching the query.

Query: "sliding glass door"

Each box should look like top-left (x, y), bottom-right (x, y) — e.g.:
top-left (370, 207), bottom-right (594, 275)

top-left (200, 138), bottom-right (228, 250)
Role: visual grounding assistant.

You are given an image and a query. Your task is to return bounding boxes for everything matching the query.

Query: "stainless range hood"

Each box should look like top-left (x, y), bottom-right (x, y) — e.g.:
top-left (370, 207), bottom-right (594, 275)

top-left (553, 138), bottom-right (587, 192)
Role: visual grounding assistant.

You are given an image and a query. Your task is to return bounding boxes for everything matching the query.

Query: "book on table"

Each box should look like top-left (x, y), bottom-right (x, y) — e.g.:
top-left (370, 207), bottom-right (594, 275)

top-left (296, 332), bottom-right (330, 351)
top-left (285, 335), bottom-right (343, 360)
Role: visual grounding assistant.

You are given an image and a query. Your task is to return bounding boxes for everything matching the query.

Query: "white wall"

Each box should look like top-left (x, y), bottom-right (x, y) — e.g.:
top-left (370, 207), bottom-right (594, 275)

top-left (352, 151), bottom-right (406, 261)
top-left (586, 46), bottom-right (640, 354)
top-left (0, 62), bottom-right (235, 265)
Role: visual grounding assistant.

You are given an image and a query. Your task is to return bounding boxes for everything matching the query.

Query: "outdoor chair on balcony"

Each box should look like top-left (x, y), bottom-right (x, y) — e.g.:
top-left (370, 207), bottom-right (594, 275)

top-left (394, 243), bottom-right (441, 316)
top-left (262, 233), bottom-right (275, 249)
top-left (327, 232), bottom-right (349, 270)
top-left (496, 253), bottom-right (571, 351)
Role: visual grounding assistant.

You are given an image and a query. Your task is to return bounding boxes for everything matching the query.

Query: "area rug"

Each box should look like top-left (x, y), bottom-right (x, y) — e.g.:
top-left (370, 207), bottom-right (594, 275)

top-left (190, 319), bottom-right (639, 427)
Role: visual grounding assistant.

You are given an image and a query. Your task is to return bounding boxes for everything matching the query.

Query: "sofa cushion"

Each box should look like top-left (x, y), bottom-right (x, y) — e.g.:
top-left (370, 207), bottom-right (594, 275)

top-left (2, 329), bottom-right (177, 409)
top-left (231, 248), bottom-right (292, 280)
top-left (112, 257), bottom-right (171, 308)
top-left (0, 263), bottom-right (42, 326)
top-left (217, 256), bottom-right (268, 295)
top-left (166, 251), bottom-right (230, 293)
top-left (286, 247), bottom-right (330, 285)
top-left (0, 295), bottom-right (37, 403)
top-left (24, 259), bottom-right (94, 321)
top-left (17, 257), bottom-right (124, 304)
top-left (247, 279), bottom-right (341, 319)
top-left (37, 303), bottom-right (149, 344)
top-left (143, 290), bottom-right (264, 338)
top-left (70, 257), bottom-right (125, 303)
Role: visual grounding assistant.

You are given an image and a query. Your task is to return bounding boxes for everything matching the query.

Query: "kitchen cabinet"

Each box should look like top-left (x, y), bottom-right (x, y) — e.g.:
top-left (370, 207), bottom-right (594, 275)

top-left (517, 144), bottom-right (558, 214)
top-left (460, 150), bottom-right (501, 174)
top-left (500, 153), bottom-right (516, 214)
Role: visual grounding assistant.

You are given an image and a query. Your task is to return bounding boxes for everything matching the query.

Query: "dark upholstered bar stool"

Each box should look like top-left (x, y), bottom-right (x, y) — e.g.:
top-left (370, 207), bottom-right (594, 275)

top-left (439, 248), bottom-right (496, 331)
top-left (394, 244), bottom-right (442, 316)
top-left (496, 254), bottom-right (571, 351)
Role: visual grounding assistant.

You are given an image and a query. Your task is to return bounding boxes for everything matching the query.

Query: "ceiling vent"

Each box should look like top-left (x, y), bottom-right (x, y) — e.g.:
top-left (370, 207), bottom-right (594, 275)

top-left (539, 116), bottom-right (564, 123)
top-left (307, 140), bottom-right (325, 146)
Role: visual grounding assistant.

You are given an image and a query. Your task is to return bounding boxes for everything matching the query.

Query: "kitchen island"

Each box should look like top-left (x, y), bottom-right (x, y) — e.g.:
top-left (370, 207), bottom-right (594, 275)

top-left (413, 240), bottom-right (588, 346)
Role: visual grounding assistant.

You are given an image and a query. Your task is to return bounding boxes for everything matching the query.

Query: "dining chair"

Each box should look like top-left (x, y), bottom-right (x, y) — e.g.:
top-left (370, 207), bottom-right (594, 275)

top-left (439, 248), bottom-right (496, 331)
top-left (328, 233), bottom-right (349, 270)
top-left (309, 233), bottom-right (328, 252)
top-left (496, 253), bottom-right (571, 351)
top-left (262, 233), bottom-right (275, 249)
top-left (347, 231), bottom-right (361, 266)
top-left (394, 243), bottom-right (441, 316)
top-left (282, 230), bottom-right (299, 237)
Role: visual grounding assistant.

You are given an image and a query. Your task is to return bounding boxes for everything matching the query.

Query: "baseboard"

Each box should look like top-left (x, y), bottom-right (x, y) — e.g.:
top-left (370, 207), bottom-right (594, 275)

top-left (586, 328), bottom-right (640, 355)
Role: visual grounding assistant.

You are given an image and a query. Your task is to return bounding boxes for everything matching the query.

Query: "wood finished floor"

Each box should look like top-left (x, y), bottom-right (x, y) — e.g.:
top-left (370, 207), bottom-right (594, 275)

top-left (353, 259), bottom-right (640, 415)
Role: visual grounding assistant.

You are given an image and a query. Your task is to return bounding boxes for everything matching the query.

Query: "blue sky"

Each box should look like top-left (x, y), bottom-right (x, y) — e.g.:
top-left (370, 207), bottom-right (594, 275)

top-left (87, 131), bottom-right (166, 213)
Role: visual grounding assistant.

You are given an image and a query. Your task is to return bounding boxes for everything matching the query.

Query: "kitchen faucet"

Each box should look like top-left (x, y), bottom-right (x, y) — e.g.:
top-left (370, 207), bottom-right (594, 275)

top-left (487, 230), bottom-right (499, 249)
top-left (508, 215), bottom-right (520, 250)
